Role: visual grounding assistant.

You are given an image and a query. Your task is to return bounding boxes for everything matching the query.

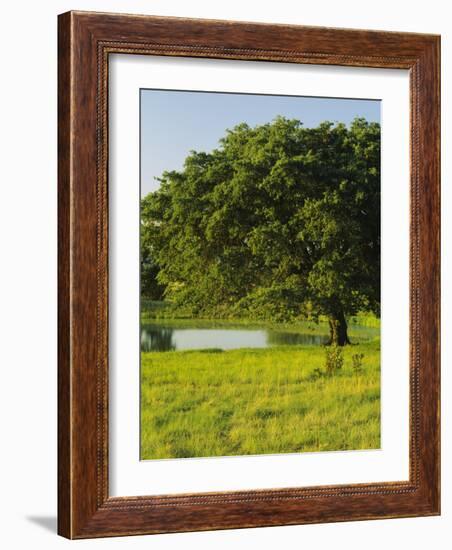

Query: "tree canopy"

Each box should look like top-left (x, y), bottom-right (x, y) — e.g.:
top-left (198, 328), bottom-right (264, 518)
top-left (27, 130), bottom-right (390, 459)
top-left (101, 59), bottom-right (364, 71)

top-left (141, 116), bottom-right (380, 344)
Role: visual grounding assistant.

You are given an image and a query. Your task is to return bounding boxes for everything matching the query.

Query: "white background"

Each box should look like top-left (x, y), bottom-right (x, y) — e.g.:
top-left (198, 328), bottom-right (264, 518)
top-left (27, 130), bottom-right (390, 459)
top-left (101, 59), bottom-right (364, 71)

top-left (0, 0), bottom-right (449, 548)
top-left (110, 56), bottom-right (409, 496)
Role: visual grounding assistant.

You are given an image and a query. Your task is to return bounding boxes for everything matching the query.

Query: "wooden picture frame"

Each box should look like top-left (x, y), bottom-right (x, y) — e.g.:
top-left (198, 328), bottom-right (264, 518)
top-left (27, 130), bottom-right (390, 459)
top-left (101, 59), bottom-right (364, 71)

top-left (58, 10), bottom-right (440, 539)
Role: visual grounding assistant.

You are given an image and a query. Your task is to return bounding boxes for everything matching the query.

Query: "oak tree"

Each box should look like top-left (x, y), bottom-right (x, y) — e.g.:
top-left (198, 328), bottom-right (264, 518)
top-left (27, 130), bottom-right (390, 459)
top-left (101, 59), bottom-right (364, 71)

top-left (141, 117), bottom-right (380, 345)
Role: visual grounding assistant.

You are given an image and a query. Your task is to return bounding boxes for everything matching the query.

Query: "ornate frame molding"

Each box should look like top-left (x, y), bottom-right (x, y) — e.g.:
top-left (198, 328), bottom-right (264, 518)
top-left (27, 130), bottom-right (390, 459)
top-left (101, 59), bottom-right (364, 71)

top-left (58, 11), bottom-right (440, 538)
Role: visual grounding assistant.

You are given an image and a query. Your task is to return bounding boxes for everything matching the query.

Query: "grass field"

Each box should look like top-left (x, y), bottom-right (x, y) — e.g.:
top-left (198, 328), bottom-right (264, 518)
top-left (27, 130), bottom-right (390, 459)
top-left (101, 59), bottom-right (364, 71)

top-left (140, 340), bottom-right (380, 459)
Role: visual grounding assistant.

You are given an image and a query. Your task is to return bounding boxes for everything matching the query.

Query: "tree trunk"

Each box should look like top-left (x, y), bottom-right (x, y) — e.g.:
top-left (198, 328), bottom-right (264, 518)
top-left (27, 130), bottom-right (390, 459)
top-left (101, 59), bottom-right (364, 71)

top-left (328, 311), bottom-right (350, 346)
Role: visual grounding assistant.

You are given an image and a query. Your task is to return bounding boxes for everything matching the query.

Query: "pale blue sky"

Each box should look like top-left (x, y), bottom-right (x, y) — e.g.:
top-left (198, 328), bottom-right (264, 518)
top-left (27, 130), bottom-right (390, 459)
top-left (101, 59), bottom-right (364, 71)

top-left (141, 89), bottom-right (380, 197)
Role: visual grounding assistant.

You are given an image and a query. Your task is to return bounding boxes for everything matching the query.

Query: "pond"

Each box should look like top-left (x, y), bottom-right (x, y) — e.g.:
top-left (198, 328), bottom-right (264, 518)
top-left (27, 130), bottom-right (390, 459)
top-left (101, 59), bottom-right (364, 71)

top-left (140, 321), bottom-right (379, 352)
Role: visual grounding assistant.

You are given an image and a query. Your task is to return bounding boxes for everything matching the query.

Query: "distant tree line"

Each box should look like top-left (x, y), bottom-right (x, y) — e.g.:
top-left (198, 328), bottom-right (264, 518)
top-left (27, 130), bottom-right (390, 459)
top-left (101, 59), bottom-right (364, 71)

top-left (141, 116), bottom-right (380, 345)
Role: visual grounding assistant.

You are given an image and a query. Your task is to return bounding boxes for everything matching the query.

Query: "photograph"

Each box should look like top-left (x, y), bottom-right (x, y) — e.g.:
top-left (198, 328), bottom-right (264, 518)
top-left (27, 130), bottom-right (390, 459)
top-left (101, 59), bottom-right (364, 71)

top-left (139, 89), bottom-right (382, 460)
top-left (0, 0), bottom-right (443, 544)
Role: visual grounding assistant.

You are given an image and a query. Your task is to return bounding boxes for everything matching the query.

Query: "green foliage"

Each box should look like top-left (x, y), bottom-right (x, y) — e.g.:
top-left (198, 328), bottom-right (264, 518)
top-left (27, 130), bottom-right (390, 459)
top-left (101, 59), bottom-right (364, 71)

top-left (232, 284), bottom-right (306, 322)
top-left (311, 344), bottom-right (345, 380)
top-left (349, 312), bottom-right (380, 328)
top-left (141, 255), bottom-right (165, 300)
top-left (140, 341), bottom-right (380, 459)
top-left (141, 116), bottom-right (381, 340)
top-left (352, 352), bottom-right (365, 374)
top-left (324, 345), bottom-right (344, 376)
top-left (140, 199), bottom-right (165, 300)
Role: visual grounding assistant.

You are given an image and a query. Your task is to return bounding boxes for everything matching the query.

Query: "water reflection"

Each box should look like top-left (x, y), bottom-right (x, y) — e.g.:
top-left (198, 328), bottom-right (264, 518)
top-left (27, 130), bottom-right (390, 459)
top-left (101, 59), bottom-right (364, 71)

top-left (141, 326), bottom-right (176, 352)
top-left (141, 324), bottom-right (333, 352)
top-left (266, 331), bottom-right (329, 347)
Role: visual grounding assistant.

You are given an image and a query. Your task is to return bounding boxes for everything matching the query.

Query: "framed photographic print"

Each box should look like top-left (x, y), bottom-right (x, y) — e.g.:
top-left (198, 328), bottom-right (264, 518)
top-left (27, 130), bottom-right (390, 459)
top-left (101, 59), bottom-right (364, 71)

top-left (58, 11), bottom-right (440, 538)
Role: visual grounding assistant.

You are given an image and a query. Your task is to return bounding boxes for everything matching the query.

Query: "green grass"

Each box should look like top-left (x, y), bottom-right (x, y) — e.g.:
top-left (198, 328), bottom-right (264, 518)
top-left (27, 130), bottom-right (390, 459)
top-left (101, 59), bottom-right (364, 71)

top-left (348, 312), bottom-right (381, 329)
top-left (141, 340), bottom-right (380, 459)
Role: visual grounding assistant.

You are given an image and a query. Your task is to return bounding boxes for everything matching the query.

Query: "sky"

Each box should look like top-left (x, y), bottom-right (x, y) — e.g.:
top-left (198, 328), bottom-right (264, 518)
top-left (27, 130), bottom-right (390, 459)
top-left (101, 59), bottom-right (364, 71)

top-left (141, 89), bottom-right (380, 197)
